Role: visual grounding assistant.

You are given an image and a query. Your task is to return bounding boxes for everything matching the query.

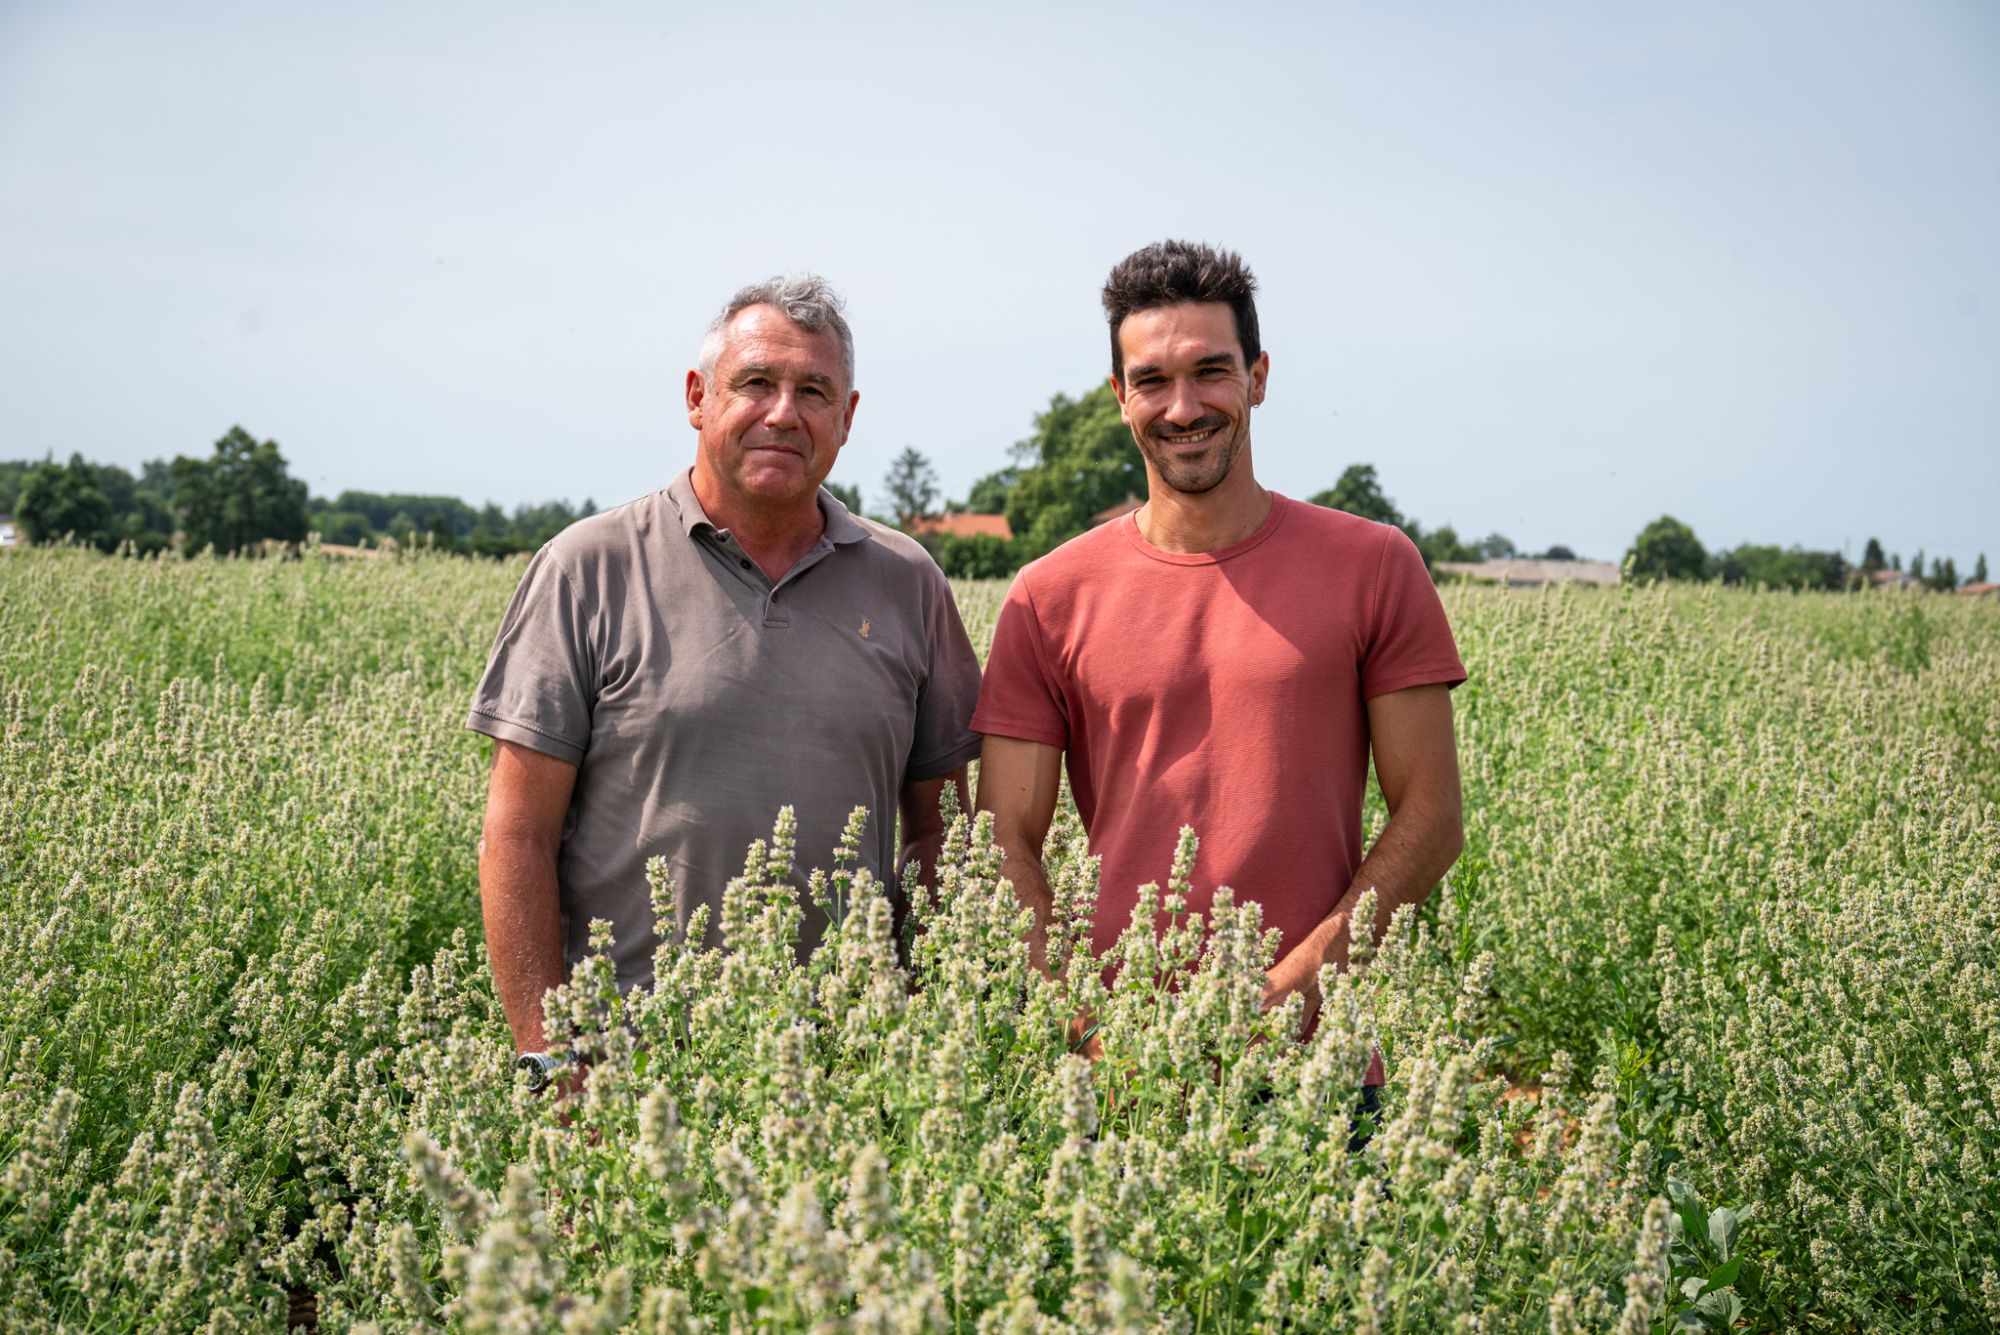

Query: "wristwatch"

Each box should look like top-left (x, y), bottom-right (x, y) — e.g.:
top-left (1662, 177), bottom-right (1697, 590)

top-left (514, 1051), bottom-right (567, 1093)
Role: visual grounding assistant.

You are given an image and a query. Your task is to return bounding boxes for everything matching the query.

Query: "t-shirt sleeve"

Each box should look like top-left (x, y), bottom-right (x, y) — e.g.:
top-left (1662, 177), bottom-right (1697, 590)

top-left (466, 546), bottom-right (597, 766)
top-left (905, 565), bottom-right (986, 782)
top-left (1361, 526), bottom-right (1467, 700)
top-left (970, 573), bottom-right (1069, 748)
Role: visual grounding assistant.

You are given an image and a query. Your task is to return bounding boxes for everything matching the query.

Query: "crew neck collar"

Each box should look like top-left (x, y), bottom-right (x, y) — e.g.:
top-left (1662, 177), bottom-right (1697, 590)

top-left (1121, 492), bottom-right (1292, 566)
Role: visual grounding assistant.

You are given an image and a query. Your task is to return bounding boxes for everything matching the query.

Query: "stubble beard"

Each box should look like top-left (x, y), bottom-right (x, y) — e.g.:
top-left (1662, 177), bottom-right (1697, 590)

top-left (1145, 425), bottom-right (1243, 496)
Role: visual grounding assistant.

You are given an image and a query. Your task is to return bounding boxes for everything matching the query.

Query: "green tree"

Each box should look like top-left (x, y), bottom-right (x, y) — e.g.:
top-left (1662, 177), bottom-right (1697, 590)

top-left (1976, 553), bottom-right (1989, 584)
top-left (930, 532), bottom-right (1019, 579)
top-left (1005, 383), bottom-right (1145, 560)
top-left (882, 448), bottom-right (940, 527)
top-left (963, 467), bottom-right (1018, 515)
top-left (1714, 545), bottom-right (1848, 591)
top-left (1860, 537), bottom-right (1886, 575)
top-left (120, 460), bottom-right (176, 553)
top-left (1415, 525), bottom-right (1478, 566)
top-left (1540, 544), bottom-right (1578, 561)
top-left (1910, 550), bottom-right (1926, 580)
top-left (510, 499), bottom-right (586, 547)
top-left (1927, 556), bottom-right (1959, 592)
top-left (1626, 515), bottom-right (1708, 582)
top-left (170, 426), bottom-right (310, 556)
top-left (16, 455), bottom-right (114, 548)
top-left (0, 459), bottom-right (34, 515)
top-left (1309, 464), bottom-right (1406, 527)
top-left (331, 490), bottom-right (478, 539)
top-left (312, 509), bottom-right (376, 546)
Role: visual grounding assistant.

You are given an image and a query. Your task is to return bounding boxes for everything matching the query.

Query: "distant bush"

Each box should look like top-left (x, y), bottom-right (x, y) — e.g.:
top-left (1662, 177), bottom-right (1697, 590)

top-left (929, 531), bottom-right (1020, 579)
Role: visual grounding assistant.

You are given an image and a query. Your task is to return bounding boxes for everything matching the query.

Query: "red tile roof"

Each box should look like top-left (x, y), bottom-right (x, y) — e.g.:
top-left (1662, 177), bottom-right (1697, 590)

top-left (906, 512), bottom-right (1013, 542)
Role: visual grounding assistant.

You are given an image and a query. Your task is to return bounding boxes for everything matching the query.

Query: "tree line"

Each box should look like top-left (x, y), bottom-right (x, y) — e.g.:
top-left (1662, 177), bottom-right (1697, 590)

top-left (7, 409), bottom-right (1986, 591)
top-left (0, 429), bottom-right (595, 557)
top-left (1626, 515), bottom-right (1988, 592)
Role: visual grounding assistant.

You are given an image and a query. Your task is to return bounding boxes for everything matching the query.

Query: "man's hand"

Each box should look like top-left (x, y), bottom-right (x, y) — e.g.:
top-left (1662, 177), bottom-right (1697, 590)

top-left (479, 739), bottom-right (578, 1056)
top-left (974, 735), bottom-right (1065, 977)
top-left (1264, 683), bottom-right (1463, 1013)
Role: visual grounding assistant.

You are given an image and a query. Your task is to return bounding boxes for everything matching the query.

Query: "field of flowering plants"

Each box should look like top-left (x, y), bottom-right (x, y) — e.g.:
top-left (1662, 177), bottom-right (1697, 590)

top-left (2, 544), bottom-right (1997, 1333)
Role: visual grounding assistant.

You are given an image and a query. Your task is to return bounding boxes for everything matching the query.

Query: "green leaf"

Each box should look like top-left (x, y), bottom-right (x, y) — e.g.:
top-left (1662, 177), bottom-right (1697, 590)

top-left (1707, 1206), bottom-right (1739, 1260)
top-left (1703, 1256), bottom-right (1743, 1291)
top-left (1668, 1176), bottom-right (1709, 1247)
top-left (1693, 1290), bottom-right (1742, 1324)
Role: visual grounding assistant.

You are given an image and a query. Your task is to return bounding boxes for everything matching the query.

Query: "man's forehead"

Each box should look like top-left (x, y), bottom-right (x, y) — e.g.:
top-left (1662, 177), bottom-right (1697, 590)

top-left (1119, 302), bottom-right (1244, 370)
top-left (718, 307), bottom-right (848, 376)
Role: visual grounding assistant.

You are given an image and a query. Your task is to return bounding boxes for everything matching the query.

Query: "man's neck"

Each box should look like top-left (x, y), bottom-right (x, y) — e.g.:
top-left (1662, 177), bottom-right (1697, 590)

top-left (690, 468), bottom-right (825, 581)
top-left (1136, 466), bottom-right (1273, 555)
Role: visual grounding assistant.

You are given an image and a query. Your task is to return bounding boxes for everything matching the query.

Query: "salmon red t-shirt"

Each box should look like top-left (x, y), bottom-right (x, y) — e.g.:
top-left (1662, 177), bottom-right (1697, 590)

top-left (973, 495), bottom-right (1465, 1072)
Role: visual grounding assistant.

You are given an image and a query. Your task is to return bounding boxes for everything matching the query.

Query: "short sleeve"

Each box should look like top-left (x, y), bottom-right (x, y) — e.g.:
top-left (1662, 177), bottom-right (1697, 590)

top-left (1361, 526), bottom-right (1467, 700)
top-left (904, 566), bottom-right (985, 782)
top-left (970, 573), bottom-right (1070, 748)
top-left (466, 546), bottom-right (597, 765)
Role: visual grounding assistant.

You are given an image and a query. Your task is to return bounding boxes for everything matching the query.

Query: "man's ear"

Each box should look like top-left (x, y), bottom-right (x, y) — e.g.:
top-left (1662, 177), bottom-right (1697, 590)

top-left (1249, 351), bottom-right (1270, 408)
top-left (1110, 373), bottom-right (1130, 421)
top-left (686, 369), bottom-right (706, 428)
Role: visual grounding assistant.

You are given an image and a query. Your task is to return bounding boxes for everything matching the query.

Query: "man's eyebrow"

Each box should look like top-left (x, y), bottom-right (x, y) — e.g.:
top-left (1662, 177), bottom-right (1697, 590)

top-left (732, 362), bottom-right (836, 387)
top-left (1127, 352), bottom-right (1238, 379)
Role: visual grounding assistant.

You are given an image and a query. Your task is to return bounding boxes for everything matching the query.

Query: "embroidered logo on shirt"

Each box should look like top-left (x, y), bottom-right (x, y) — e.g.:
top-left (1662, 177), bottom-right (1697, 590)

top-left (859, 618), bottom-right (871, 639)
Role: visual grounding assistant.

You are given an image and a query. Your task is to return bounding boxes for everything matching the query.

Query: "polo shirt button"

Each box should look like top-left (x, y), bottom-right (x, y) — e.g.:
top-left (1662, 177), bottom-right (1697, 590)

top-left (739, 559), bottom-right (752, 569)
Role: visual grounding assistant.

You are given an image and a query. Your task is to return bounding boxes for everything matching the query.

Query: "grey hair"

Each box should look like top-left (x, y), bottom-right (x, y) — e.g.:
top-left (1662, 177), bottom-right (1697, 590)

top-left (696, 273), bottom-right (855, 385)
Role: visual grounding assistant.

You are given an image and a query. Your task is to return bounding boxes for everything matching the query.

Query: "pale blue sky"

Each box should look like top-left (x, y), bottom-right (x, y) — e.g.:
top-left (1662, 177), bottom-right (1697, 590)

top-left (2, 1), bottom-right (1995, 566)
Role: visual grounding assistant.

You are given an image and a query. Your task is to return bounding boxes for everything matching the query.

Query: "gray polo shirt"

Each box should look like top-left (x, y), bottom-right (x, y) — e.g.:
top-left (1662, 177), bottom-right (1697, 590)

top-left (467, 470), bottom-right (983, 988)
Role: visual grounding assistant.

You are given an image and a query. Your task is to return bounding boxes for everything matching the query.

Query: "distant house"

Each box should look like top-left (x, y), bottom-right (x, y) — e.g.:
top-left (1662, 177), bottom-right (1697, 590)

top-left (1870, 569), bottom-right (1924, 590)
top-left (0, 516), bottom-right (17, 548)
top-left (1090, 495), bottom-right (1142, 527)
top-left (1434, 558), bottom-right (1621, 588)
top-left (905, 511), bottom-right (1014, 543)
top-left (1959, 582), bottom-right (2000, 599)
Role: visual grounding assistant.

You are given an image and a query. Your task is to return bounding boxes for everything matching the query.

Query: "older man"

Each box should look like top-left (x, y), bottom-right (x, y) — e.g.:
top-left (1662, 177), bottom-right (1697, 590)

top-left (470, 275), bottom-right (982, 1087)
top-left (974, 242), bottom-right (1466, 1097)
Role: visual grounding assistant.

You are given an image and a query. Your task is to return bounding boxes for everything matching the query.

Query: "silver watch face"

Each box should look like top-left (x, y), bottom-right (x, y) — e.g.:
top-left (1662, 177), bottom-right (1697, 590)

top-left (515, 1053), bottom-right (552, 1092)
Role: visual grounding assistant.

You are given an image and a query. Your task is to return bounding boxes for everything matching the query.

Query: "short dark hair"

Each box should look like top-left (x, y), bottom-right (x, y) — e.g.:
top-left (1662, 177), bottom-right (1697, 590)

top-left (1101, 240), bottom-right (1261, 381)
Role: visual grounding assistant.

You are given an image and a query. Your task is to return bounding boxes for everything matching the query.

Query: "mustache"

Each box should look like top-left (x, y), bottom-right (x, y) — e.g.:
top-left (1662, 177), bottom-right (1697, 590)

top-left (1150, 415), bottom-right (1228, 438)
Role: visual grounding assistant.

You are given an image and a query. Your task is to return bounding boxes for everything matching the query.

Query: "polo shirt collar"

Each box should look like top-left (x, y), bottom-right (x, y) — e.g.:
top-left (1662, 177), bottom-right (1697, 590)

top-left (667, 467), bottom-right (871, 547)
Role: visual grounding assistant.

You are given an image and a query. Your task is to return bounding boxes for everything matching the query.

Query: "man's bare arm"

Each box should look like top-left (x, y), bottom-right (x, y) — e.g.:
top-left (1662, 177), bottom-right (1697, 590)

top-left (1265, 683), bottom-right (1464, 1012)
top-left (973, 735), bottom-right (1064, 977)
top-left (478, 739), bottom-right (578, 1054)
top-left (897, 766), bottom-right (971, 892)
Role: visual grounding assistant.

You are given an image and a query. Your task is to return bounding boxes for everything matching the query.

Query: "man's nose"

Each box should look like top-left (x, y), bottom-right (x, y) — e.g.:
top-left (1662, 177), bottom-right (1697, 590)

top-left (763, 387), bottom-right (802, 429)
top-left (1166, 378), bottom-right (1205, 426)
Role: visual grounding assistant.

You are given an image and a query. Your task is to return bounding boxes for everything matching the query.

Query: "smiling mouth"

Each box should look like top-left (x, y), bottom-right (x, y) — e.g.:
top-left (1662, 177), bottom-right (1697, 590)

top-left (1157, 424), bottom-right (1221, 446)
